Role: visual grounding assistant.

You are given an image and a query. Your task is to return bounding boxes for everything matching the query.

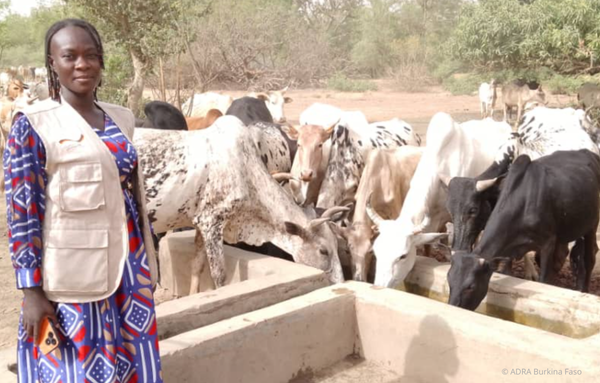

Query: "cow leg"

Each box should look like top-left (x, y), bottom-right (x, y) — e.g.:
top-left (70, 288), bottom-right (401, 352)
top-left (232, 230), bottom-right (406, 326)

top-left (503, 104), bottom-right (508, 122)
top-left (513, 104), bottom-right (522, 131)
top-left (481, 102), bottom-right (485, 118)
top-left (579, 232), bottom-right (597, 292)
top-left (523, 251), bottom-right (539, 281)
top-left (199, 218), bottom-right (227, 289)
top-left (190, 228), bottom-right (211, 294)
top-left (538, 239), bottom-right (561, 285)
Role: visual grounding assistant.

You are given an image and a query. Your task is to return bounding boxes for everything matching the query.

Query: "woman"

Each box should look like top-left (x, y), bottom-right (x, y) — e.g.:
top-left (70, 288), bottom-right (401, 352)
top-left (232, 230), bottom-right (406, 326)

top-left (3, 19), bottom-right (162, 382)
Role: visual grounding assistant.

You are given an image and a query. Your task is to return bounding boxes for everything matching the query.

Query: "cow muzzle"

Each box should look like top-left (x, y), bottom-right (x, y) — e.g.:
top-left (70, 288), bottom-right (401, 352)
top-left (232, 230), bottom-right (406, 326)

top-left (300, 170), bottom-right (313, 182)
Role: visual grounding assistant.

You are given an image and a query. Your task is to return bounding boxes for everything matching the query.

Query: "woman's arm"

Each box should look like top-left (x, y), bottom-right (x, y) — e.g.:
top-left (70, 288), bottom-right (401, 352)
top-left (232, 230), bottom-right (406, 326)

top-left (3, 114), bottom-right (57, 341)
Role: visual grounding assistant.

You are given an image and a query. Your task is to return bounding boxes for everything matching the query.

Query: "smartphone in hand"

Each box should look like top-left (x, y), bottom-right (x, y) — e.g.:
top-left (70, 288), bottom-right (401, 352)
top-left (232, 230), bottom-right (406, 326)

top-left (37, 317), bottom-right (60, 355)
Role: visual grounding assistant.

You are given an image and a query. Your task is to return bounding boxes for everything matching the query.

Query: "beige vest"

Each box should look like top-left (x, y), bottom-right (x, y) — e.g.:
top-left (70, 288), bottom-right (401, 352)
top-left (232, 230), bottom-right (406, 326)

top-left (22, 98), bottom-right (158, 303)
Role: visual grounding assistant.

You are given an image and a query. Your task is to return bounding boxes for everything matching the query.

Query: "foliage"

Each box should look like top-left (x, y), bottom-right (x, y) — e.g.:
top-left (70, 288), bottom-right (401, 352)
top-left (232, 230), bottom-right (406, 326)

top-left (448, 0), bottom-right (600, 75)
top-left (544, 74), bottom-right (600, 95)
top-left (0, 4), bottom-right (67, 67)
top-left (97, 44), bottom-right (133, 107)
top-left (326, 73), bottom-right (377, 92)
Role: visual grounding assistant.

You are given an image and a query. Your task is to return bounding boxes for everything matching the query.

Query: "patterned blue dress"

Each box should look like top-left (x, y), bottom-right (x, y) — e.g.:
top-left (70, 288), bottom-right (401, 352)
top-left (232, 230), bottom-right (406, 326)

top-left (3, 113), bottom-right (163, 383)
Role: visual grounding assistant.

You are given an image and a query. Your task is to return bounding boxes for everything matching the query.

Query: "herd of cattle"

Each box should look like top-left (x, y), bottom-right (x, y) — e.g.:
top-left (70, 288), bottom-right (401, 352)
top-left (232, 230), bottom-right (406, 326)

top-left (0, 67), bottom-right (50, 147)
top-left (135, 83), bottom-right (600, 312)
top-left (2, 70), bottom-right (600, 310)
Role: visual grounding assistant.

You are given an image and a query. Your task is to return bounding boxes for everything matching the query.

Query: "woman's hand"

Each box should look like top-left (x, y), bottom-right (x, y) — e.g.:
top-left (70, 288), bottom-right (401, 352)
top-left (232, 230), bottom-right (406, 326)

top-left (22, 287), bottom-right (58, 343)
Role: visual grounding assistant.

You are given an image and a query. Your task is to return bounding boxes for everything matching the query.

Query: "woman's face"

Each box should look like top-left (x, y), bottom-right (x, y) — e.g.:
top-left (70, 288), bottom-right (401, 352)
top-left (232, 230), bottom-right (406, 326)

top-left (49, 25), bottom-right (102, 98)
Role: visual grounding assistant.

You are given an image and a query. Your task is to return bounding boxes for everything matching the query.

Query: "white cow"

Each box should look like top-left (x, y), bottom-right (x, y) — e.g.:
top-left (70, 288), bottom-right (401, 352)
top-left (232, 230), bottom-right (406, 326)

top-left (34, 67), bottom-right (48, 82)
top-left (247, 86), bottom-right (293, 123)
top-left (369, 114), bottom-right (512, 287)
top-left (479, 80), bottom-right (497, 118)
top-left (182, 92), bottom-right (234, 118)
top-left (134, 116), bottom-right (345, 292)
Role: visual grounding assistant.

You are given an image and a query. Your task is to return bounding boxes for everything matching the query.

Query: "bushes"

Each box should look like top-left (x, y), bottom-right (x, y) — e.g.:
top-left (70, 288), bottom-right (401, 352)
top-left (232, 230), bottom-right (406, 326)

top-left (326, 73), bottom-right (377, 92)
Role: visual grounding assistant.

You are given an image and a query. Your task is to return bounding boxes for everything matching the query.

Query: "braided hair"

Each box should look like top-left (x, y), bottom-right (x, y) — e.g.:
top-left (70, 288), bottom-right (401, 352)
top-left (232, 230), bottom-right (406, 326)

top-left (45, 19), bottom-right (105, 102)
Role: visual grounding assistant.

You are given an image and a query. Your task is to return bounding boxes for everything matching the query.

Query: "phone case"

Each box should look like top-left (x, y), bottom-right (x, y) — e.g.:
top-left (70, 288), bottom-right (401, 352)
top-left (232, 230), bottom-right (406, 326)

top-left (37, 318), bottom-right (60, 355)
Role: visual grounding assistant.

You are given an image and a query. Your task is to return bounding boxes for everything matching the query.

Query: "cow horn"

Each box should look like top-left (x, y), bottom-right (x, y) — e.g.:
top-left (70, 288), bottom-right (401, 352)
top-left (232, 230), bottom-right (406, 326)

top-left (271, 172), bottom-right (297, 182)
top-left (308, 217), bottom-right (330, 230)
top-left (365, 194), bottom-right (384, 227)
top-left (475, 177), bottom-right (498, 192)
top-left (438, 173), bottom-right (452, 187)
top-left (320, 206), bottom-right (350, 219)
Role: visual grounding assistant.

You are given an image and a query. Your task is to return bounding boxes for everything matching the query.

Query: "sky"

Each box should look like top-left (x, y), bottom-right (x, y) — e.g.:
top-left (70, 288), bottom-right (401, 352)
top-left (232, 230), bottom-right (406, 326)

top-left (9, 0), bottom-right (48, 16)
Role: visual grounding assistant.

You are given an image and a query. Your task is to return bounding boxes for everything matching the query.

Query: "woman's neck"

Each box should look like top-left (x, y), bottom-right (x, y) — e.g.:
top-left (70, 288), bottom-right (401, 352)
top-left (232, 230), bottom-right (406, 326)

top-left (61, 88), bottom-right (97, 114)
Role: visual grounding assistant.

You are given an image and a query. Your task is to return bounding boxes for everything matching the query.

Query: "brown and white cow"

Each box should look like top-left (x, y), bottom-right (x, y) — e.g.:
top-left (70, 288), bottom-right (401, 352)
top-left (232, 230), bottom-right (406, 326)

top-left (331, 146), bottom-right (424, 281)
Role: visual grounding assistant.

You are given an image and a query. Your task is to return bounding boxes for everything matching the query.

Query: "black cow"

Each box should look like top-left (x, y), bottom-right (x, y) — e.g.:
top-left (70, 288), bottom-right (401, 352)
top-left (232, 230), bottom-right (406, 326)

top-left (444, 175), bottom-right (504, 252)
top-left (226, 96), bottom-right (273, 125)
top-left (142, 101), bottom-right (188, 130)
top-left (447, 149), bottom-right (600, 310)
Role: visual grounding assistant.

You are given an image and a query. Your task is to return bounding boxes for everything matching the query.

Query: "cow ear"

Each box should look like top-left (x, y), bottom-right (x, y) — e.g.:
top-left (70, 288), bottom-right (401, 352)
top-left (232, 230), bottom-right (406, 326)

top-left (280, 124), bottom-right (299, 140)
top-left (255, 93), bottom-right (269, 101)
top-left (284, 222), bottom-right (307, 240)
top-left (284, 96), bottom-right (293, 104)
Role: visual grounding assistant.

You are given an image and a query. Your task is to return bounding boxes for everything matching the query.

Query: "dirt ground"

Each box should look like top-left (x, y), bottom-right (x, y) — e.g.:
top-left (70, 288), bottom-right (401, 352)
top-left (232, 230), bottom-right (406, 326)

top-left (0, 84), bottom-right (583, 349)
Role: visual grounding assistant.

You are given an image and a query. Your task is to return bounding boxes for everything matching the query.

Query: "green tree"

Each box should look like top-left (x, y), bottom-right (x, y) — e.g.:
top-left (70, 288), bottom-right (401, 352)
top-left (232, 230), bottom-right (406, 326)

top-left (448, 0), bottom-right (600, 74)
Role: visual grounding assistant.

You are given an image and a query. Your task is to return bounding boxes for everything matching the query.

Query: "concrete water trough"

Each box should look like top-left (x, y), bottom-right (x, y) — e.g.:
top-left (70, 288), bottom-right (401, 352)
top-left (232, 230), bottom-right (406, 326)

top-left (160, 281), bottom-right (600, 382)
top-left (403, 256), bottom-right (600, 339)
top-left (0, 232), bottom-right (331, 382)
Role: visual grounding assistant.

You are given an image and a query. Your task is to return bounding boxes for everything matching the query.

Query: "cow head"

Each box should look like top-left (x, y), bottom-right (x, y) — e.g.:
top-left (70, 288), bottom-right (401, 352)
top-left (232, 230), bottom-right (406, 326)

top-left (368, 201), bottom-right (447, 287)
top-left (255, 86), bottom-right (293, 123)
top-left (447, 252), bottom-right (501, 310)
top-left (6, 79), bottom-right (25, 100)
top-left (287, 121), bottom-right (337, 182)
top-left (331, 221), bottom-right (376, 281)
top-left (284, 205), bottom-right (349, 284)
top-left (442, 174), bottom-right (499, 252)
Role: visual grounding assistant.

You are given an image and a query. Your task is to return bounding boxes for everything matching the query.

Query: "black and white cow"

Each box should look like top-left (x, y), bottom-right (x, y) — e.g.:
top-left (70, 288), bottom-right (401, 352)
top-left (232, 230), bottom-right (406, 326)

top-left (134, 116), bottom-right (346, 292)
top-left (447, 149), bottom-right (600, 311)
top-left (226, 96), bottom-right (297, 170)
top-left (445, 107), bottom-right (600, 257)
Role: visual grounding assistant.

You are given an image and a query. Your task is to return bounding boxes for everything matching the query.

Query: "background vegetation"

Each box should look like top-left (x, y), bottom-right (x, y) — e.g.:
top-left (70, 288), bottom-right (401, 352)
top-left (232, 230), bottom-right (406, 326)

top-left (2, 0), bottom-right (600, 114)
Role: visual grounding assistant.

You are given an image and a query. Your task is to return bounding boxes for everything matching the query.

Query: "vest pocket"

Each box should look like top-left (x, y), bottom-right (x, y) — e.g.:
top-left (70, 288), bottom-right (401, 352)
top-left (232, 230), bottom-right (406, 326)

top-left (58, 162), bottom-right (106, 211)
top-left (43, 229), bottom-right (109, 294)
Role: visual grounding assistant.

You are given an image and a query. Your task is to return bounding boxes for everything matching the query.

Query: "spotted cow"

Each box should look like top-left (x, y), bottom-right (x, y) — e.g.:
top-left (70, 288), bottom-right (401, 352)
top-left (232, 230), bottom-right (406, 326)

top-left (134, 116), bottom-right (346, 291)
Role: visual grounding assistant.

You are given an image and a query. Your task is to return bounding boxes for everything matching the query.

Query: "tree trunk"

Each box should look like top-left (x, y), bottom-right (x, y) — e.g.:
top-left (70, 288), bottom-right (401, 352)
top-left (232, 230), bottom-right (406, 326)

top-left (128, 50), bottom-right (148, 115)
top-left (176, 53), bottom-right (182, 111)
top-left (159, 57), bottom-right (166, 102)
